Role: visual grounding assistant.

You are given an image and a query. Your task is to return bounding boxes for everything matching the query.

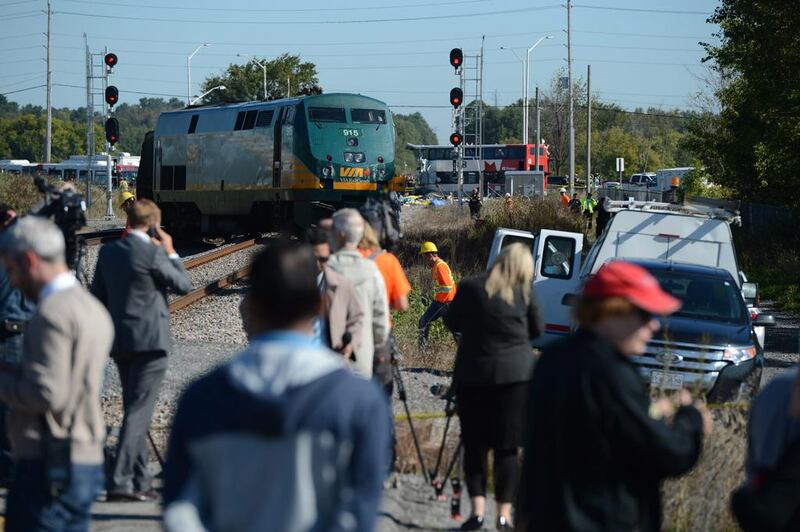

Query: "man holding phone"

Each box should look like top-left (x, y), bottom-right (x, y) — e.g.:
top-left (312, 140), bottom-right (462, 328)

top-left (91, 199), bottom-right (192, 501)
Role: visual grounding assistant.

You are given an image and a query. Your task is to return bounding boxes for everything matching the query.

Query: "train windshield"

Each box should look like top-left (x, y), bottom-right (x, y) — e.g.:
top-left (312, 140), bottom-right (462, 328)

top-left (309, 107), bottom-right (346, 123)
top-left (351, 109), bottom-right (386, 124)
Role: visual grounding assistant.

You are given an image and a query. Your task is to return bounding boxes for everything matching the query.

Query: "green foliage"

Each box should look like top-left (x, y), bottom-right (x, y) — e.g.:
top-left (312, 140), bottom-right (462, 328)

top-left (200, 54), bottom-right (320, 104)
top-left (394, 112), bottom-right (437, 175)
top-left (473, 69), bottom-right (696, 179)
top-left (686, 0), bottom-right (800, 207)
top-left (736, 225), bottom-right (800, 314)
top-left (0, 114), bottom-right (87, 161)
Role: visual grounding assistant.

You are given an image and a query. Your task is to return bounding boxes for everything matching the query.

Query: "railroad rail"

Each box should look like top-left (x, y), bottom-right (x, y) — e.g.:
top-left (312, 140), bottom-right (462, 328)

top-left (80, 229), bottom-right (123, 246)
top-left (169, 266), bottom-right (250, 312)
top-left (183, 238), bottom-right (257, 270)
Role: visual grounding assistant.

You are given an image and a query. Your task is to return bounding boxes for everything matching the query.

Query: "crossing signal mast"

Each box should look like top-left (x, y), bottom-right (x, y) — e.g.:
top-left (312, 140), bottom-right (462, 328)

top-left (85, 38), bottom-right (119, 217)
top-left (448, 48), bottom-right (464, 205)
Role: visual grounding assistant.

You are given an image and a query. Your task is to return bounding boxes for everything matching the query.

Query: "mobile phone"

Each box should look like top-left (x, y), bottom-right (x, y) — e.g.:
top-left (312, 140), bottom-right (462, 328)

top-left (147, 225), bottom-right (158, 238)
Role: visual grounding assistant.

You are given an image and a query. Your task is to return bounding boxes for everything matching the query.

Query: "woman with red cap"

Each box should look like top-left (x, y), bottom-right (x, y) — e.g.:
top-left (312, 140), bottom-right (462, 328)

top-left (517, 260), bottom-right (713, 532)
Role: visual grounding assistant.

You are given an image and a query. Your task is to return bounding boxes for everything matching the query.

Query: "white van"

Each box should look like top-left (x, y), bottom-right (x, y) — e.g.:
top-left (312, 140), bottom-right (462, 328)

top-left (487, 198), bottom-right (762, 347)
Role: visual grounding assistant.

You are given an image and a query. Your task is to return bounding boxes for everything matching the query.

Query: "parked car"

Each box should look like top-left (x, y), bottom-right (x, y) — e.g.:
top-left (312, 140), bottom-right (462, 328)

top-left (628, 172), bottom-right (657, 187)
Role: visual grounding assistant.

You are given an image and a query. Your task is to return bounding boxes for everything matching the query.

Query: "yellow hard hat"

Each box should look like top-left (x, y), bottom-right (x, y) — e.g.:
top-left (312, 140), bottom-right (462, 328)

top-left (119, 191), bottom-right (135, 206)
top-left (419, 241), bottom-right (438, 255)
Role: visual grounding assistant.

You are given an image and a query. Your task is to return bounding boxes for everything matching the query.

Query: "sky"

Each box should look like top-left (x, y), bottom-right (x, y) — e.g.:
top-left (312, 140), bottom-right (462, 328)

top-left (1, 0), bottom-right (721, 144)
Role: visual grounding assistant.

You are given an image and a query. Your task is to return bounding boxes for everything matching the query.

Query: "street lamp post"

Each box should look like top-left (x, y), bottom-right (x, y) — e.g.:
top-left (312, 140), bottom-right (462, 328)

top-left (237, 53), bottom-right (268, 100)
top-left (190, 85), bottom-right (226, 106)
top-left (524, 35), bottom-right (553, 146)
top-left (187, 43), bottom-right (208, 105)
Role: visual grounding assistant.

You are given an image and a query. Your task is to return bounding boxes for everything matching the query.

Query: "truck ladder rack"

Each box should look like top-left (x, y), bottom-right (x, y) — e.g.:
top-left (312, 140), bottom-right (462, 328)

top-left (605, 197), bottom-right (741, 225)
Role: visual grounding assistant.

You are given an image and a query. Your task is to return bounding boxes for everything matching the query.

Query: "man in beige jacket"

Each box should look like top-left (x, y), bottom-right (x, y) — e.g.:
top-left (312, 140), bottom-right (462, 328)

top-left (0, 216), bottom-right (113, 532)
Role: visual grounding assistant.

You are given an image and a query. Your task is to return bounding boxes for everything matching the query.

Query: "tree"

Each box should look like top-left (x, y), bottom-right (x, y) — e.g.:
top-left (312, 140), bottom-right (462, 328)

top-left (200, 54), bottom-right (320, 104)
top-left (686, 0), bottom-right (800, 206)
top-left (393, 112), bottom-right (437, 173)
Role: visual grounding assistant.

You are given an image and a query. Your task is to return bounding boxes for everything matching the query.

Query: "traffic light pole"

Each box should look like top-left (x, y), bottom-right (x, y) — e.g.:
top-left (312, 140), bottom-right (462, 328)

top-left (458, 64), bottom-right (465, 207)
top-left (84, 35), bottom-right (94, 210)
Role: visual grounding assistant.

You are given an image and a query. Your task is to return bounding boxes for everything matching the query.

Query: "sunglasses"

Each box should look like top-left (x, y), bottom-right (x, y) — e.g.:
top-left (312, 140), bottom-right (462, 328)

top-left (317, 255), bottom-right (330, 264)
top-left (636, 308), bottom-right (655, 323)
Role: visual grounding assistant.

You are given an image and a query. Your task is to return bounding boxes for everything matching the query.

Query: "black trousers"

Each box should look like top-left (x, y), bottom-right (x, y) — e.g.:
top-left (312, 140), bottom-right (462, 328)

top-left (109, 351), bottom-right (168, 493)
top-left (463, 446), bottom-right (520, 503)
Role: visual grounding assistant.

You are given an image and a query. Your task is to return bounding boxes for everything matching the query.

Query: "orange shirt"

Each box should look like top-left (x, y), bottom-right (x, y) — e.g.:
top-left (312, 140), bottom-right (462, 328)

top-left (432, 258), bottom-right (456, 303)
top-left (359, 249), bottom-right (411, 309)
top-left (560, 193), bottom-right (570, 208)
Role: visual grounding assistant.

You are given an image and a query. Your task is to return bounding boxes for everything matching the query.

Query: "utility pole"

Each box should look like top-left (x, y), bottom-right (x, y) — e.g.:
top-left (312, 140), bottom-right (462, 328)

top-left (287, 76), bottom-right (290, 97)
top-left (44, 0), bottom-right (52, 162)
top-left (567, 0), bottom-right (575, 195)
top-left (535, 86), bottom-right (541, 173)
top-left (586, 64), bottom-right (591, 192)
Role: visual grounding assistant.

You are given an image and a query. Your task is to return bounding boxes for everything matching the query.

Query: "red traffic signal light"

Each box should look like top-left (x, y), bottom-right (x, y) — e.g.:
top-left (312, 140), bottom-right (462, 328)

top-left (449, 87), bottom-right (463, 108)
top-left (449, 48), bottom-right (463, 70)
top-left (105, 117), bottom-right (119, 146)
top-left (105, 86), bottom-right (119, 107)
top-left (449, 132), bottom-right (462, 146)
top-left (104, 53), bottom-right (118, 69)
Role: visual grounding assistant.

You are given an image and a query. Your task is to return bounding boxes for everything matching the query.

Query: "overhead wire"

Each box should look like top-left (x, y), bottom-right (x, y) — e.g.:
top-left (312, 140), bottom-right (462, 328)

top-left (59, 0), bottom-right (492, 13)
top-left (53, 4), bottom-right (562, 25)
top-left (0, 84), bottom-right (45, 96)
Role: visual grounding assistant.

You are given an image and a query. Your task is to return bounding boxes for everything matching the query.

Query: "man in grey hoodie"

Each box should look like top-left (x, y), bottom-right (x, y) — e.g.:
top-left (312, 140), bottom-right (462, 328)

top-left (327, 209), bottom-right (389, 378)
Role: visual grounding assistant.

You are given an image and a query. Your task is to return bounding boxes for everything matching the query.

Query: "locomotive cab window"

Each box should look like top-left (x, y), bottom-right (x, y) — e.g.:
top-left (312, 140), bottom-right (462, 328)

top-left (233, 112), bottom-right (245, 131)
top-left (255, 110), bottom-right (274, 128)
top-left (308, 107), bottom-right (346, 123)
top-left (351, 109), bottom-right (386, 124)
top-left (242, 110), bottom-right (258, 130)
top-left (284, 107), bottom-right (296, 125)
top-left (188, 114), bottom-right (199, 134)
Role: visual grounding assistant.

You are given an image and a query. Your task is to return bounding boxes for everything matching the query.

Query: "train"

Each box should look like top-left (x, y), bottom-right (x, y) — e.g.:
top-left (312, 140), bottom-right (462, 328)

top-left (137, 93), bottom-right (401, 236)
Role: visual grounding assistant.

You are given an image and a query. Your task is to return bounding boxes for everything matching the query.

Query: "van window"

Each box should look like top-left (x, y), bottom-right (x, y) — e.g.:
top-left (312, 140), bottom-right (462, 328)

top-left (541, 236), bottom-right (575, 279)
top-left (500, 235), bottom-right (534, 254)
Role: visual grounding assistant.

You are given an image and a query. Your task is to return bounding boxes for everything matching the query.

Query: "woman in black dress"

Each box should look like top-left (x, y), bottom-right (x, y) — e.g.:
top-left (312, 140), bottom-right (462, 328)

top-left (445, 243), bottom-right (542, 531)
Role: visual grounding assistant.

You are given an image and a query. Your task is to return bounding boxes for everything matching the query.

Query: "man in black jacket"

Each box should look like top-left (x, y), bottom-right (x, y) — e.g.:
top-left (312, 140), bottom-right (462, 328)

top-left (518, 260), bottom-right (712, 532)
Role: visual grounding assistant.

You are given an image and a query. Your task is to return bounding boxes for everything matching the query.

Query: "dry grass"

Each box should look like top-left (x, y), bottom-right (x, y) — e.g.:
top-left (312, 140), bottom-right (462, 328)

top-left (392, 199), bottom-right (751, 531)
top-left (0, 172), bottom-right (126, 220)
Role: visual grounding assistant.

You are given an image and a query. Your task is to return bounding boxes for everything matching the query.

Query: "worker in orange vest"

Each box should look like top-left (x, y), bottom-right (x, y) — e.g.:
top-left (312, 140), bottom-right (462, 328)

top-left (418, 241), bottom-right (456, 352)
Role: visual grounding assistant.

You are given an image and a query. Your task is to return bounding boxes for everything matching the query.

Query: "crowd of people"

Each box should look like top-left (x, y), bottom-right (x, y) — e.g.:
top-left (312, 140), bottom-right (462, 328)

top-left (0, 194), bottom-right (796, 532)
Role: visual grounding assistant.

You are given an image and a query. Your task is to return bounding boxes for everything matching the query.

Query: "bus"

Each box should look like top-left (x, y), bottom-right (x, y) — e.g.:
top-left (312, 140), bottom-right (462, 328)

top-left (407, 143), bottom-right (551, 196)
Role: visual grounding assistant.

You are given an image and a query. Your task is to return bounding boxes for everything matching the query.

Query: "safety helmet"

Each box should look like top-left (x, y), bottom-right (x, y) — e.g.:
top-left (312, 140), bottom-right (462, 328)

top-left (119, 191), bottom-right (135, 207)
top-left (559, 187), bottom-right (567, 193)
top-left (419, 241), bottom-right (438, 255)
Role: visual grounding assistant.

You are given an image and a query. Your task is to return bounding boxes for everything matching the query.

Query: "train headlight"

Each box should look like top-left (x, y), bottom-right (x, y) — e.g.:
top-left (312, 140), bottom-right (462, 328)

top-left (347, 137), bottom-right (358, 147)
top-left (354, 152), bottom-right (365, 163)
top-left (344, 152), bottom-right (354, 163)
top-left (322, 166), bottom-right (332, 177)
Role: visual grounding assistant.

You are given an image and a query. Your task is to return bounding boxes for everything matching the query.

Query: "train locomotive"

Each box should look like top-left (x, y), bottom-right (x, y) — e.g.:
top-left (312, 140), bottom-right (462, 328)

top-left (137, 93), bottom-right (401, 237)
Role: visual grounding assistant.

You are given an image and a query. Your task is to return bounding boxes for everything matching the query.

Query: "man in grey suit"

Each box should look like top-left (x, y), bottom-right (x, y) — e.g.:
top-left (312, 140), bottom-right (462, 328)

top-left (92, 199), bottom-right (192, 502)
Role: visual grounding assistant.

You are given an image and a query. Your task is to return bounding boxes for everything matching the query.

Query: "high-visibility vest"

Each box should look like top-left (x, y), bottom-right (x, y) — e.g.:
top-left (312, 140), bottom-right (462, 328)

top-left (432, 259), bottom-right (456, 303)
top-left (581, 197), bottom-right (597, 214)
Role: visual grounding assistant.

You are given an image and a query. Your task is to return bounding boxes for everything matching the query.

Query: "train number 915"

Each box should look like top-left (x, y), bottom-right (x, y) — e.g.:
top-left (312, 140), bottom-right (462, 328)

top-left (340, 129), bottom-right (361, 137)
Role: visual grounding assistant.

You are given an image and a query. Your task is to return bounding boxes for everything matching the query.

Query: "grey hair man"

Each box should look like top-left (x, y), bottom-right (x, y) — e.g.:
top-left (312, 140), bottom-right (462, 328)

top-left (0, 216), bottom-right (113, 531)
top-left (326, 209), bottom-right (389, 377)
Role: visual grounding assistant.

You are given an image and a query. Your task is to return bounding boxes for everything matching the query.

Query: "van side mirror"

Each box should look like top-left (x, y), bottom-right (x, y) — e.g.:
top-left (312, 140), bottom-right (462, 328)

top-left (753, 314), bottom-right (776, 327)
top-left (561, 293), bottom-right (579, 306)
top-left (742, 282), bottom-right (758, 304)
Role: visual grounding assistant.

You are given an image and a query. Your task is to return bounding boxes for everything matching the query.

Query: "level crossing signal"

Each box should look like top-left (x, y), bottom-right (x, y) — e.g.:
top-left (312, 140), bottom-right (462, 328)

top-left (105, 86), bottom-right (119, 107)
top-left (105, 118), bottom-right (119, 146)
top-left (449, 132), bottom-right (462, 146)
top-left (449, 48), bottom-right (462, 70)
top-left (449, 87), bottom-right (463, 108)
top-left (104, 53), bottom-right (118, 70)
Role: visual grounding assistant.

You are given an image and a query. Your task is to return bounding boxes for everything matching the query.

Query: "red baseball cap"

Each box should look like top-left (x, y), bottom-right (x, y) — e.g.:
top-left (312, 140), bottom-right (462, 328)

top-left (583, 261), bottom-right (681, 315)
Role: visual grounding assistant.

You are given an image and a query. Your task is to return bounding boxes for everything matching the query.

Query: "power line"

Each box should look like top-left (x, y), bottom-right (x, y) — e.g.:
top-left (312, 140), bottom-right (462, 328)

top-left (54, 82), bottom-right (184, 98)
top-left (5, 11), bottom-right (43, 20)
top-left (0, 45), bottom-right (44, 52)
top-left (573, 4), bottom-right (711, 16)
top-left (54, 4), bottom-right (562, 25)
top-left (0, 0), bottom-right (39, 6)
top-left (574, 29), bottom-right (710, 40)
top-left (1, 84), bottom-right (45, 96)
top-left (0, 32), bottom-right (41, 41)
top-left (59, 0), bottom-right (491, 13)
top-left (0, 74), bottom-right (45, 91)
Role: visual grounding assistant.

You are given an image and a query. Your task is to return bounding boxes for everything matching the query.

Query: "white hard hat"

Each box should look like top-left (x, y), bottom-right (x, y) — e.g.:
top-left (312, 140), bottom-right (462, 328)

top-left (559, 187), bottom-right (567, 193)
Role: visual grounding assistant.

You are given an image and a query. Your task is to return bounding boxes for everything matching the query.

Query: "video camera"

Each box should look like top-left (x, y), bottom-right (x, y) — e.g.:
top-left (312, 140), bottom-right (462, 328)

top-left (31, 177), bottom-right (87, 271)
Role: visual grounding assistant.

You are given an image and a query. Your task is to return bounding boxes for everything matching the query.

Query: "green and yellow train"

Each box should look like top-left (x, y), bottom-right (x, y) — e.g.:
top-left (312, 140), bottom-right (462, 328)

top-left (137, 93), bottom-right (401, 236)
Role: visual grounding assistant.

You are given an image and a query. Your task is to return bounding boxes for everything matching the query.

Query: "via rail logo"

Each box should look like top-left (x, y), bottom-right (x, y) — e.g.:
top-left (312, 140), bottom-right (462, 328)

top-left (339, 167), bottom-right (366, 179)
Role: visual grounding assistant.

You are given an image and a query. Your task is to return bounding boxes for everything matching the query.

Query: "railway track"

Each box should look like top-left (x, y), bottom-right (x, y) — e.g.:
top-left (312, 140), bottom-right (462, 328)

top-left (170, 238), bottom-right (261, 312)
top-left (80, 228), bottom-right (123, 246)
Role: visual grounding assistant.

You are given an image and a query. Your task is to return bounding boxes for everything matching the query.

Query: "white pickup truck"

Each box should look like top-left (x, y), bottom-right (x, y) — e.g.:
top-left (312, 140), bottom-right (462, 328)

top-left (487, 198), bottom-right (771, 400)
